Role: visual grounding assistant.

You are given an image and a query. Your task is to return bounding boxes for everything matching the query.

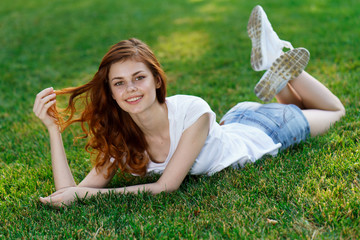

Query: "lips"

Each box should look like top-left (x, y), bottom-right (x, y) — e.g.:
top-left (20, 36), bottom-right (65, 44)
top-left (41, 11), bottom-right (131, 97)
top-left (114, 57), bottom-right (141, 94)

top-left (126, 95), bottom-right (143, 103)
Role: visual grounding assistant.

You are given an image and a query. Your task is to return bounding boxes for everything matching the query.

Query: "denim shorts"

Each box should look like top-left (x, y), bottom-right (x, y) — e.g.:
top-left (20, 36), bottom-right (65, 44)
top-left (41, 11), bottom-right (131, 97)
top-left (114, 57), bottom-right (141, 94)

top-left (220, 102), bottom-right (310, 150)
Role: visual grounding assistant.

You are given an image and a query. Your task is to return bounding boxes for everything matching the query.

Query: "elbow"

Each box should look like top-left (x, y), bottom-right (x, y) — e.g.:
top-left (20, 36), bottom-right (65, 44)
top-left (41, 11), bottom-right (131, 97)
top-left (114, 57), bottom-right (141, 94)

top-left (161, 183), bottom-right (180, 193)
top-left (165, 185), bottom-right (180, 193)
top-left (153, 181), bottom-right (180, 194)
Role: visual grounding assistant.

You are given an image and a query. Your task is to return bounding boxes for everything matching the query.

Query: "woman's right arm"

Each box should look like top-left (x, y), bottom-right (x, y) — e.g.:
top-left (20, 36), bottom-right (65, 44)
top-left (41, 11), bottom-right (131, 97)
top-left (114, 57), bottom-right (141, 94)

top-left (34, 87), bottom-right (116, 191)
top-left (33, 87), bottom-right (77, 190)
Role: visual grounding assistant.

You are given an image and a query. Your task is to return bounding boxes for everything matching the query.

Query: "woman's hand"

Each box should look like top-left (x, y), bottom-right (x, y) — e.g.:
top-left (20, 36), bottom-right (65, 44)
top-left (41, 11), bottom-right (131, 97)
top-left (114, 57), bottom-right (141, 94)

top-left (33, 87), bottom-right (58, 130)
top-left (39, 187), bottom-right (92, 207)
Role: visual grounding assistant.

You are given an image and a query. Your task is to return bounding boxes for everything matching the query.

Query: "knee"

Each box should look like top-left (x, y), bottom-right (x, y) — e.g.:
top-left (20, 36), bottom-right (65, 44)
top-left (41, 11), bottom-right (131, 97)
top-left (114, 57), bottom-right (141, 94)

top-left (337, 102), bottom-right (346, 119)
top-left (332, 97), bottom-right (346, 121)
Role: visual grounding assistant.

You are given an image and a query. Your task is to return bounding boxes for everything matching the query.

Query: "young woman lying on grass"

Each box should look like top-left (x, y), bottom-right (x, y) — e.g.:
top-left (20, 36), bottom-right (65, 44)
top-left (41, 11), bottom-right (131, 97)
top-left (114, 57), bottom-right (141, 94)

top-left (33, 5), bottom-right (345, 207)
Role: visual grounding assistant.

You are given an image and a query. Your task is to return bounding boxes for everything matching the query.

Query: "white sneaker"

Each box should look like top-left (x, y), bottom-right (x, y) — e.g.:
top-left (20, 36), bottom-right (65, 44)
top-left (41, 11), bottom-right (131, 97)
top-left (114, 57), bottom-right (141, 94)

top-left (254, 48), bottom-right (310, 102)
top-left (247, 5), bottom-right (294, 71)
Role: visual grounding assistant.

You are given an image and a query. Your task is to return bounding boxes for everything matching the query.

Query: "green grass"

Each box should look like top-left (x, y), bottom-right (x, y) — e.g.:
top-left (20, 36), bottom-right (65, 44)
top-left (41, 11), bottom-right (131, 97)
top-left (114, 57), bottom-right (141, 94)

top-left (1, 0), bottom-right (359, 238)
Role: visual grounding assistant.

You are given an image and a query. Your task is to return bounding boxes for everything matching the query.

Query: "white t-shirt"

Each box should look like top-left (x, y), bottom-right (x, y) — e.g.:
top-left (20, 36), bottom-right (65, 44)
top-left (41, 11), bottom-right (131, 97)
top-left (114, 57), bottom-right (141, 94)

top-left (147, 95), bottom-right (281, 176)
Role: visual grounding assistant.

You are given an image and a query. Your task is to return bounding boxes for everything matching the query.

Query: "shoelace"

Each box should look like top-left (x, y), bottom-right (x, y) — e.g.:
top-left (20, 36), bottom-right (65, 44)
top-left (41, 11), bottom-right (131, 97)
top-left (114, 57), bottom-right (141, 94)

top-left (281, 40), bottom-right (294, 50)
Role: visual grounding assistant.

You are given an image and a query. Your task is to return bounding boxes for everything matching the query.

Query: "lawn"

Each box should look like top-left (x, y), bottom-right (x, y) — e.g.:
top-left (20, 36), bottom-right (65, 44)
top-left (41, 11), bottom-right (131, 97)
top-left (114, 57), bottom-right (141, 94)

top-left (1, 0), bottom-right (359, 238)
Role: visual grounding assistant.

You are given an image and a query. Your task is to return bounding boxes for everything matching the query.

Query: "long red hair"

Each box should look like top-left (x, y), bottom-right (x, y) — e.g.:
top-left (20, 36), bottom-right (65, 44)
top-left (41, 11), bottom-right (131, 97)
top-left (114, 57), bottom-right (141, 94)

top-left (50, 38), bottom-right (167, 177)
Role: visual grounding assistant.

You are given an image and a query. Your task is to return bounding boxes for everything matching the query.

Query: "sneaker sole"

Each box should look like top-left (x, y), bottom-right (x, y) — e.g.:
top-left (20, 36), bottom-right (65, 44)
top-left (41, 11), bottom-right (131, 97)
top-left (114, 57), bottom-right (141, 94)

top-left (254, 48), bottom-right (310, 102)
top-left (247, 5), bottom-right (265, 71)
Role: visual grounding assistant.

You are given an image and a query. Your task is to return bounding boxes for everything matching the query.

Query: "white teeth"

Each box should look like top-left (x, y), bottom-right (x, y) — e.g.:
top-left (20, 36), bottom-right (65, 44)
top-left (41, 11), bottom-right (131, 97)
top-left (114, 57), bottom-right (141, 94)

top-left (127, 96), bottom-right (141, 102)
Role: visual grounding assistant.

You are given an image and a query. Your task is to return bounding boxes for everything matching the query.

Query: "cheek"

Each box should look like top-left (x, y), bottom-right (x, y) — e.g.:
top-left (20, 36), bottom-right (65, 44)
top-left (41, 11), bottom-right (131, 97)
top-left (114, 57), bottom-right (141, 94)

top-left (111, 90), bottom-right (122, 103)
top-left (113, 96), bottom-right (125, 108)
top-left (110, 87), bottom-right (123, 99)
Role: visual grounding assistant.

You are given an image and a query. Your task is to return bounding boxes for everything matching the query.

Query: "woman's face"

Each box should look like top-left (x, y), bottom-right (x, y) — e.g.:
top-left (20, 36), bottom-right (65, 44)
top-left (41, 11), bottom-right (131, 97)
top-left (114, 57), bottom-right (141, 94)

top-left (108, 60), bottom-right (161, 115)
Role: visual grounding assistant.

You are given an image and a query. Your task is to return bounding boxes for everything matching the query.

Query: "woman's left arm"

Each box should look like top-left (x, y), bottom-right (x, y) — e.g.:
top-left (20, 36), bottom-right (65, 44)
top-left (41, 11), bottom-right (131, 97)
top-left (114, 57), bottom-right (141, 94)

top-left (40, 114), bottom-right (210, 207)
top-left (150, 113), bottom-right (210, 192)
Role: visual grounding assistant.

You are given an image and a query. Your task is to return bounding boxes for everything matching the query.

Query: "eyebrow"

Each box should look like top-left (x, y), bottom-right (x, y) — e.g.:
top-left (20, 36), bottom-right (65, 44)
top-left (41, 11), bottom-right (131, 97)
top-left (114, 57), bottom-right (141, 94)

top-left (111, 70), bottom-right (144, 82)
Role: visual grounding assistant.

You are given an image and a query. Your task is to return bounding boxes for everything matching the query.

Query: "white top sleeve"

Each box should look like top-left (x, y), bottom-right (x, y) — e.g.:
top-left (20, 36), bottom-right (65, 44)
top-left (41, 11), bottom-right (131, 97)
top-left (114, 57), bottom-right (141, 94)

top-left (181, 96), bottom-right (216, 131)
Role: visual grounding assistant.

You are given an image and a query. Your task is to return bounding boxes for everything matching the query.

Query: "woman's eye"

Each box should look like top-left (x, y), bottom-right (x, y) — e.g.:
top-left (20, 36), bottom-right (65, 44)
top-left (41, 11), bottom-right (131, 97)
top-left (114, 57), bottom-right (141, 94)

top-left (135, 76), bottom-right (145, 81)
top-left (114, 81), bottom-right (124, 86)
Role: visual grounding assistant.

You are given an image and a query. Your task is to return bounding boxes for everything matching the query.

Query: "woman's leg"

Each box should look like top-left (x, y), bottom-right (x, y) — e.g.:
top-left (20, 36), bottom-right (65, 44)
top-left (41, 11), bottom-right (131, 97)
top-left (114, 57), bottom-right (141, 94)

top-left (246, 5), bottom-right (345, 137)
top-left (276, 71), bottom-right (345, 136)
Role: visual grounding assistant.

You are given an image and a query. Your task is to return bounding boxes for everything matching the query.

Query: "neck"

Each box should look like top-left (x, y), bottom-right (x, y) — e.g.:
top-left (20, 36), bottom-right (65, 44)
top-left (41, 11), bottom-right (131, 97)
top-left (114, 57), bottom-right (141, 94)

top-left (129, 101), bottom-right (168, 138)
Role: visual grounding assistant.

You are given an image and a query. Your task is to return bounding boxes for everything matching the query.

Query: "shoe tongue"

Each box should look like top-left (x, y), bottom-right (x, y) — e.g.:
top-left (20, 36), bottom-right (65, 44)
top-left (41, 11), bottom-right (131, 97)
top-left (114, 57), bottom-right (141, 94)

top-left (266, 41), bottom-right (280, 66)
top-left (265, 31), bottom-right (284, 65)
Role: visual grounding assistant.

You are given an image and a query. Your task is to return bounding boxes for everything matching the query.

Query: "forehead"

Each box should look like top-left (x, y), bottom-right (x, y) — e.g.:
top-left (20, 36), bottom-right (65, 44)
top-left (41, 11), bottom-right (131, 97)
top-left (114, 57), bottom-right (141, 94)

top-left (108, 60), bottom-right (151, 78)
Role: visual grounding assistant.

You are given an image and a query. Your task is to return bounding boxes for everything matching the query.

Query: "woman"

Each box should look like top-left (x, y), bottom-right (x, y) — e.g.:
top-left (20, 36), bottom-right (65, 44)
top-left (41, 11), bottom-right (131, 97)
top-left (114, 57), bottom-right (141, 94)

top-left (33, 6), bottom-right (345, 207)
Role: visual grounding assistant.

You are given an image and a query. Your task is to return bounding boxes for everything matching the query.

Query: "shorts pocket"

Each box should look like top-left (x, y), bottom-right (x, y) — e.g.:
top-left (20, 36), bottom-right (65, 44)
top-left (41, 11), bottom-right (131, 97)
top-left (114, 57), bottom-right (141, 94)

top-left (254, 104), bottom-right (296, 128)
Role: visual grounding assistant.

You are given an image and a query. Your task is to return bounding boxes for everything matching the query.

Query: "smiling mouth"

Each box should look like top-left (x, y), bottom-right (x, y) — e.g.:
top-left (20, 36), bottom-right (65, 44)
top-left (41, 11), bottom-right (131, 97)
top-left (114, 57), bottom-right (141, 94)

top-left (126, 96), bottom-right (143, 103)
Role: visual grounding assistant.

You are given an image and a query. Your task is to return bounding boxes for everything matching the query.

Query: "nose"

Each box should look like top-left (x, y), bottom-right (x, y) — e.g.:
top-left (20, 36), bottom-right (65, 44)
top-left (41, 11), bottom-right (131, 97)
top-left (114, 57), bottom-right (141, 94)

top-left (126, 81), bottom-right (137, 92)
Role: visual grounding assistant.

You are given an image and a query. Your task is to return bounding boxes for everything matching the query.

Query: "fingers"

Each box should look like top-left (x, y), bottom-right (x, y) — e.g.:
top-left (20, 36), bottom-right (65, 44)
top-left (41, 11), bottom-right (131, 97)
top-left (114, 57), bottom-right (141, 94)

top-left (39, 188), bottom-right (76, 208)
top-left (33, 87), bottom-right (58, 127)
top-left (49, 189), bottom-right (67, 197)
top-left (33, 87), bottom-right (56, 115)
top-left (33, 87), bottom-right (53, 111)
top-left (39, 195), bottom-right (67, 208)
top-left (39, 196), bottom-right (49, 204)
top-left (40, 199), bottom-right (64, 208)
